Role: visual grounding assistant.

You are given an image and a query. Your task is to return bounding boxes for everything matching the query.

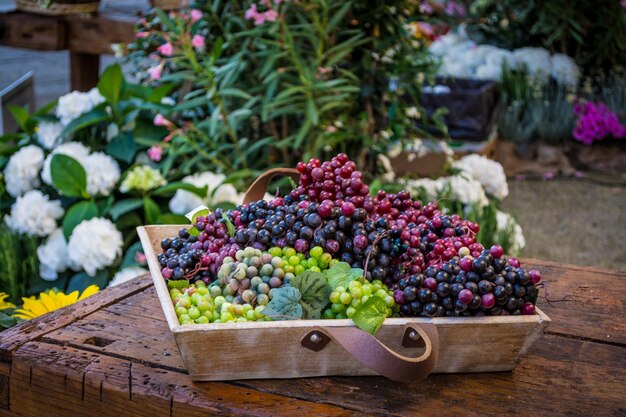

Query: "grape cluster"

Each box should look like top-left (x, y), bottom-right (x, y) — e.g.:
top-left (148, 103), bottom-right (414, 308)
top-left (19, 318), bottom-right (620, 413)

top-left (171, 280), bottom-right (267, 324)
top-left (394, 245), bottom-right (541, 317)
top-left (158, 209), bottom-right (238, 284)
top-left (158, 153), bottom-right (541, 321)
top-left (323, 278), bottom-right (397, 319)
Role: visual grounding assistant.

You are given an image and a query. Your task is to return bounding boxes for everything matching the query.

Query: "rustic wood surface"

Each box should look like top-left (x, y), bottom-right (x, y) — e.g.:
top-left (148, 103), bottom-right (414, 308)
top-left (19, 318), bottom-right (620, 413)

top-left (0, 259), bottom-right (624, 416)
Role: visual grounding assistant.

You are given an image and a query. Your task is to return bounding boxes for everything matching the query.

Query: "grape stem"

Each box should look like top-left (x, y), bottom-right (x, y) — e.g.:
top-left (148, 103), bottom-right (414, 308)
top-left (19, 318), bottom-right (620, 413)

top-left (538, 282), bottom-right (573, 307)
top-left (363, 230), bottom-right (389, 279)
top-left (184, 265), bottom-right (210, 280)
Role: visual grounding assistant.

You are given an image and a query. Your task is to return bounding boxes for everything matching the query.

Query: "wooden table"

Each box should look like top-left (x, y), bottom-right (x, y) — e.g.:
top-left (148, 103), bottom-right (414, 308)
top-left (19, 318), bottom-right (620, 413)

top-left (0, 0), bottom-right (146, 91)
top-left (0, 259), bottom-right (624, 416)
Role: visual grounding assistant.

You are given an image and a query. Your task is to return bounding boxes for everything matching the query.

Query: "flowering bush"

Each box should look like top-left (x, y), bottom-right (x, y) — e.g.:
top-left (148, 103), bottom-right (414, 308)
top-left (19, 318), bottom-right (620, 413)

top-left (572, 102), bottom-right (626, 145)
top-left (0, 64), bottom-right (247, 301)
top-left (129, 1), bottom-right (442, 174)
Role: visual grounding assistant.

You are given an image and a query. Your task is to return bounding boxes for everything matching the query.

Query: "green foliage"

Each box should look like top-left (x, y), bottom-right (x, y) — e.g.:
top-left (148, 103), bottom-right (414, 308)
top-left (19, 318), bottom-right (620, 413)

top-left (466, 0), bottom-right (626, 72)
top-left (50, 154), bottom-right (89, 198)
top-left (62, 201), bottom-right (99, 240)
top-left (261, 286), bottom-right (303, 320)
top-left (351, 296), bottom-right (388, 335)
top-left (129, 0), bottom-right (441, 178)
top-left (324, 262), bottom-right (363, 291)
top-left (290, 271), bottom-right (331, 319)
top-left (0, 225), bottom-right (40, 303)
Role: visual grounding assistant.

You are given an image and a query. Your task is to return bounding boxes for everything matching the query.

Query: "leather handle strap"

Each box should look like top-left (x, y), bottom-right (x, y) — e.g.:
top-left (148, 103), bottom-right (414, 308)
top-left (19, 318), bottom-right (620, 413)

top-left (243, 167), bottom-right (301, 205)
top-left (314, 323), bottom-right (439, 382)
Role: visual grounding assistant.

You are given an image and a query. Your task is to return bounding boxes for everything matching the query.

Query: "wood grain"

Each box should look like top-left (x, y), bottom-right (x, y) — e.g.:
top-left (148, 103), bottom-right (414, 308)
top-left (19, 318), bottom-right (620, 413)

top-left (138, 225), bottom-right (550, 381)
top-left (0, 13), bottom-right (65, 50)
top-left (524, 258), bottom-right (626, 345)
top-left (0, 277), bottom-right (152, 362)
top-left (9, 342), bottom-right (362, 417)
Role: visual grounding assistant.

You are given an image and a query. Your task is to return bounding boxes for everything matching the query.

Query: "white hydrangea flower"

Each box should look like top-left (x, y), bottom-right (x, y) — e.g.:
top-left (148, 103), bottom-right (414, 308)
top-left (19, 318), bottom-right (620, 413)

top-left (513, 47), bottom-right (551, 78)
top-left (87, 87), bottom-right (105, 107)
top-left (37, 228), bottom-right (69, 281)
top-left (403, 177), bottom-right (440, 200)
top-left (56, 88), bottom-right (105, 125)
top-left (453, 154), bottom-right (509, 200)
top-left (550, 54), bottom-right (580, 87)
top-left (41, 142), bottom-right (91, 186)
top-left (84, 152), bottom-right (121, 196)
top-left (108, 266), bottom-right (148, 288)
top-left (496, 210), bottom-right (526, 255)
top-left (169, 171), bottom-right (242, 215)
top-left (444, 175), bottom-right (489, 207)
top-left (37, 122), bottom-right (64, 150)
top-left (67, 218), bottom-right (123, 276)
top-left (3, 145), bottom-right (44, 197)
top-left (5, 190), bottom-right (64, 237)
top-left (475, 63), bottom-right (502, 80)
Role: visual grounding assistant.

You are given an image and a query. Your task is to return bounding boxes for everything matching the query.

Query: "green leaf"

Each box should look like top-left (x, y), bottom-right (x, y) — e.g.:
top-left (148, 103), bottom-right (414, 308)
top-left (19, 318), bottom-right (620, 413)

top-left (167, 280), bottom-right (189, 289)
top-left (62, 201), bottom-right (99, 240)
top-left (351, 296), bottom-right (387, 336)
top-left (221, 213), bottom-right (236, 237)
top-left (148, 83), bottom-right (176, 103)
top-left (186, 207), bottom-right (209, 223)
top-left (50, 154), bottom-right (88, 198)
top-left (98, 63), bottom-right (123, 108)
top-left (67, 270), bottom-right (109, 291)
top-left (110, 198), bottom-right (144, 221)
top-left (290, 272), bottom-right (331, 319)
top-left (324, 262), bottom-right (354, 290)
top-left (106, 131), bottom-right (136, 163)
top-left (61, 109), bottom-right (109, 136)
top-left (152, 182), bottom-right (208, 198)
top-left (261, 286), bottom-right (302, 320)
top-left (8, 105), bottom-right (32, 133)
top-left (121, 240), bottom-right (145, 268)
top-left (0, 311), bottom-right (17, 329)
top-left (143, 197), bottom-right (161, 224)
top-left (160, 213), bottom-right (189, 224)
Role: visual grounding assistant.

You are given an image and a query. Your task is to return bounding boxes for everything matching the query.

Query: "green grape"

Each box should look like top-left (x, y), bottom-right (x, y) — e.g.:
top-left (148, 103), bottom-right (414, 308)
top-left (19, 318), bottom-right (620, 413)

top-left (178, 295), bottom-right (191, 309)
top-left (283, 247), bottom-right (296, 258)
top-left (195, 316), bottom-right (209, 324)
top-left (195, 280), bottom-right (206, 288)
top-left (188, 306), bottom-right (200, 320)
top-left (294, 265), bottom-right (305, 275)
top-left (245, 310), bottom-right (256, 321)
top-left (233, 304), bottom-right (244, 316)
top-left (329, 291), bottom-right (341, 304)
top-left (178, 314), bottom-right (191, 324)
top-left (209, 285), bottom-right (222, 298)
top-left (339, 292), bottom-right (352, 305)
top-left (346, 307), bottom-right (357, 318)
top-left (331, 303), bottom-right (345, 313)
top-left (214, 296), bottom-right (226, 309)
top-left (257, 294), bottom-right (269, 305)
top-left (309, 246), bottom-right (323, 259)
top-left (335, 312), bottom-right (347, 319)
top-left (196, 298), bottom-right (210, 312)
top-left (320, 253), bottom-right (332, 265)
top-left (221, 312), bottom-right (234, 322)
top-left (323, 308), bottom-right (335, 319)
top-left (175, 306), bottom-right (188, 316)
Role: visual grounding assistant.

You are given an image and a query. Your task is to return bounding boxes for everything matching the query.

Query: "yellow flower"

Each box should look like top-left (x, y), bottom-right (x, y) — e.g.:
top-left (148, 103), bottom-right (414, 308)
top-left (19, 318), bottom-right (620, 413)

top-left (12, 285), bottom-right (99, 320)
top-left (0, 292), bottom-right (16, 310)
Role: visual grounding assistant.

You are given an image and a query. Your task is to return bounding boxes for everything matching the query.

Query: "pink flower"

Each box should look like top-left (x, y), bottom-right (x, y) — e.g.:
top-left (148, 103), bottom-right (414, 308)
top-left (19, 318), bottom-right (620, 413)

top-left (191, 34), bottom-right (205, 50)
top-left (245, 3), bottom-right (267, 25)
top-left (543, 171), bottom-right (555, 180)
top-left (153, 114), bottom-right (169, 127)
top-left (190, 9), bottom-right (203, 22)
top-left (135, 251), bottom-right (147, 264)
top-left (157, 42), bottom-right (174, 56)
top-left (264, 9), bottom-right (278, 22)
top-left (419, 1), bottom-right (433, 14)
top-left (574, 170), bottom-right (584, 178)
top-left (326, 125), bottom-right (337, 133)
top-left (147, 64), bottom-right (163, 81)
top-left (147, 145), bottom-right (163, 162)
top-left (135, 31), bottom-right (150, 38)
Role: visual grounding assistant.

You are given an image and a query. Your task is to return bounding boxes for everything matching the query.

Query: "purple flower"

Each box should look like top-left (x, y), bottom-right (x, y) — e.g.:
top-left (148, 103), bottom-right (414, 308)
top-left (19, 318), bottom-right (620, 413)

top-left (572, 101), bottom-right (626, 144)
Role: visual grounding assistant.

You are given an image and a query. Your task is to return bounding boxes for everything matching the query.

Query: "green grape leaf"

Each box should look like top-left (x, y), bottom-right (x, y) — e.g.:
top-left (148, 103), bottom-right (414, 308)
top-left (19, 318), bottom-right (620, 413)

top-left (262, 286), bottom-right (302, 320)
top-left (291, 271), bottom-right (331, 319)
top-left (351, 296), bottom-right (388, 336)
top-left (221, 213), bottom-right (236, 237)
top-left (324, 262), bottom-right (361, 290)
top-left (167, 280), bottom-right (189, 289)
top-left (287, 176), bottom-right (298, 189)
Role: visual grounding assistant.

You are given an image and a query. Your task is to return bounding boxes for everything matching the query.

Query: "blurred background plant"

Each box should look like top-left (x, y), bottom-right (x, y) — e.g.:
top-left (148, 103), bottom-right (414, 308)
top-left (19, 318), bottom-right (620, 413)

top-left (128, 0), bottom-right (444, 176)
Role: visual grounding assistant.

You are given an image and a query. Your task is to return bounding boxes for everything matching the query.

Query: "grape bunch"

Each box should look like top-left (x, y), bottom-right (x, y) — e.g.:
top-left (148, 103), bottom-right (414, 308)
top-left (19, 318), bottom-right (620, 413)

top-left (157, 152), bottom-right (541, 321)
top-left (158, 209), bottom-right (238, 284)
top-left (171, 280), bottom-right (267, 324)
top-left (323, 278), bottom-right (397, 319)
top-left (394, 245), bottom-right (542, 317)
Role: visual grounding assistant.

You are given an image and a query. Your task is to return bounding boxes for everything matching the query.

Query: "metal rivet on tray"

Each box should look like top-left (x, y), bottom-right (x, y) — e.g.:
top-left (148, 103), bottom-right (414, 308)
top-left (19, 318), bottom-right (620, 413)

top-left (408, 330), bottom-right (419, 341)
top-left (310, 333), bottom-right (322, 344)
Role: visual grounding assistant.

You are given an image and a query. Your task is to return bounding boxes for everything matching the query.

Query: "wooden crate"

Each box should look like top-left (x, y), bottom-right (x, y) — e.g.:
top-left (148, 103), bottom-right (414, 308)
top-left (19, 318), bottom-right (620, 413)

top-left (138, 225), bottom-right (550, 382)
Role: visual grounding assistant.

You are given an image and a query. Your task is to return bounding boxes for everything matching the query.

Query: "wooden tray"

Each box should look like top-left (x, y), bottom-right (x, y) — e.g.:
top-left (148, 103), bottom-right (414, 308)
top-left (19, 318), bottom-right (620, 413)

top-left (138, 225), bottom-right (551, 382)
